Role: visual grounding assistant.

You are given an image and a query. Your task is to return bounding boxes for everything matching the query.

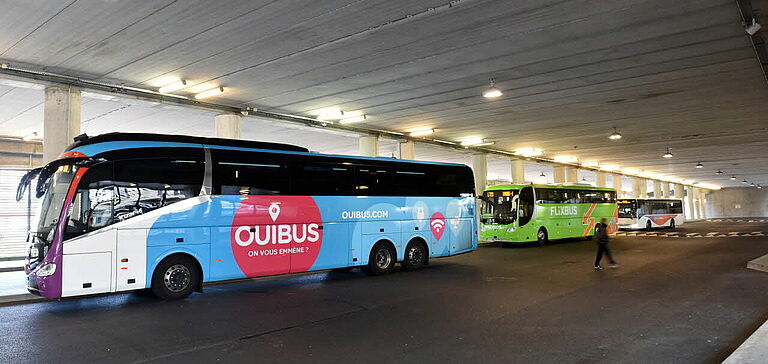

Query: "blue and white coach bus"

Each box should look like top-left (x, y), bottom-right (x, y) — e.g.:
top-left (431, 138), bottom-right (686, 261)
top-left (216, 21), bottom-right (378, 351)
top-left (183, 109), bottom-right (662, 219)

top-left (17, 133), bottom-right (477, 299)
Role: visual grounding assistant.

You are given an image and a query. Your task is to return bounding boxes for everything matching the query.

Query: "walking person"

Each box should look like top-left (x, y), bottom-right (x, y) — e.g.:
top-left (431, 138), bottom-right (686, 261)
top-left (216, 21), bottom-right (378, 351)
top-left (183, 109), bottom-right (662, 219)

top-left (594, 218), bottom-right (619, 270)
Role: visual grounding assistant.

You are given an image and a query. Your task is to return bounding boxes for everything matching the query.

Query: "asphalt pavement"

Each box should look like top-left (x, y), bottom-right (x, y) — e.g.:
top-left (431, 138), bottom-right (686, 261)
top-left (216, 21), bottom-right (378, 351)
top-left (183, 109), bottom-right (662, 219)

top-left (1, 220), bottom-right (767, 363)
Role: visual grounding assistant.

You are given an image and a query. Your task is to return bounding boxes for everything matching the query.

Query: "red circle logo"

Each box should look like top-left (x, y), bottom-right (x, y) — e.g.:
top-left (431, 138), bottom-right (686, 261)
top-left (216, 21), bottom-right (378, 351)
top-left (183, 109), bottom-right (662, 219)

top-left (230, 196), bottom-right (323, 276)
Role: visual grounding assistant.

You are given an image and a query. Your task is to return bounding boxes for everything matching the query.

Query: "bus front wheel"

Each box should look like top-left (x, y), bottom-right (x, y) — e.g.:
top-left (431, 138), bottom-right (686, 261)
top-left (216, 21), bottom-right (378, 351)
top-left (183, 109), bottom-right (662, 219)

top-left (645, 220), bottom-right (652, 231)
top-left (536, 228), bottom-right (548, 246)
top-left (151, 255), bottom-right (200, 300)
top-left (365, 242), bottom-right (397, 276)
top-left (669, 219), bottom-right (676, 230)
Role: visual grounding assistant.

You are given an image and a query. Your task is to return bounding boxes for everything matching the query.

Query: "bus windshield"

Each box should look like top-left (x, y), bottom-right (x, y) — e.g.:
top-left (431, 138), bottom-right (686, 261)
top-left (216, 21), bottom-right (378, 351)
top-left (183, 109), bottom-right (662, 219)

top-left (480, 190), bottom-right (518, 225)
top-left (617, 200), bottom-right (636, 218)
top-left (35, 165), bottom-right (78, 245)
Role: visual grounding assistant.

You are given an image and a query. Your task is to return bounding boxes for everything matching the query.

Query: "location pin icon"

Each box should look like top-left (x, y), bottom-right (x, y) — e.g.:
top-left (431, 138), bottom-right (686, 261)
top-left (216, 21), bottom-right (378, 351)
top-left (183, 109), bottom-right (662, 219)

top-left (268, 203), bottom-right (280, 222)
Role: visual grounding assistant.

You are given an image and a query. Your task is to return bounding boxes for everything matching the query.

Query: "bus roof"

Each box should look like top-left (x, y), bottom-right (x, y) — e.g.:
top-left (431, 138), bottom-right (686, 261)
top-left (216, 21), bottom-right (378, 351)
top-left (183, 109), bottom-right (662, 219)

top-left (63, 132), bottom-right (469, 168)
top-left (484, 184), bottom-right (616, 192)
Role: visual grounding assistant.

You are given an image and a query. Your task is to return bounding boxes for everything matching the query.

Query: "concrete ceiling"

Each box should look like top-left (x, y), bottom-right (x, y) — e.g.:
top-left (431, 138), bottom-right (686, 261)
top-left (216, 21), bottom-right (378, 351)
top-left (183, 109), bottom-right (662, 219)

top-left (0, 0), bottom-right (767, 187)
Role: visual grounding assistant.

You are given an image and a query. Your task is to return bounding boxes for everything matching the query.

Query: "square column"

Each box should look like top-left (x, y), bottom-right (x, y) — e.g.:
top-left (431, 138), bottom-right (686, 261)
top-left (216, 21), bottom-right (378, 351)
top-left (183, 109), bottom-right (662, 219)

top-left (662, 182), bottom-right (671, 198)
top-left (472, 154), bottom-right (488, 196)
top-left (510, 159), bottom-right (525, 184)
top-left (214, 114), bottom-right (242, 139)
top-left (674, 184), bottom-right (684, 199)
top-left (653, 181), bottom-right (662, 198)
top-left (397, 140), bottom-right (415, 160)
top-left (633, 178), bottom-right (647, 198)
top-left (613, 174), bottom-right (623, 197)
top-left (359, 135), bottom-right (379, 157)
top-left (553, 166), bottom-right (566, 184)
top-left (43, 86), bottom-right (81, 163)
top-left (565, 167), bottom-right (578, 184)
top-left (596, 172), bottom-right (607, 188)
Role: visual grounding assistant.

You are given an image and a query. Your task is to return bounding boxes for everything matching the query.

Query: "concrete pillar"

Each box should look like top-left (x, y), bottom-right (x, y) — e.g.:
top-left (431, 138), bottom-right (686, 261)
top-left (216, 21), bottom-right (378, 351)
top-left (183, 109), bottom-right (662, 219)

top-left (43, 86), bottom-right (81, 163)
top-left (397, 140), bottom-right (415, 160)
top-left (565, 167), bottom-right (578, 184)
top-left (684, 186), bottom-right (694, 219)
top-left (653, 181), bottom-right (662, 199)
top-left (695, 188), bottom-right (706, 219)
top-left (359, 135), bottom-right (379, 157)
top-left (214, 114), bottom-right (242, 139)
top-left (613, 174), bottom-right (623, 198)
top-left (674, 184), bottom-right (684, 199)
top-left (553, 166), bottom-right (566, 184)
top-left (632, 178), bottom-right (643, 198)
top-left (510, 159), bottom-right (525, 184)
top-left (662, 182), bottom-right (671, 198)
top-left (472, 154), bottom-right (488, 196)
top-left (596, 172), bottom-right (607, 188)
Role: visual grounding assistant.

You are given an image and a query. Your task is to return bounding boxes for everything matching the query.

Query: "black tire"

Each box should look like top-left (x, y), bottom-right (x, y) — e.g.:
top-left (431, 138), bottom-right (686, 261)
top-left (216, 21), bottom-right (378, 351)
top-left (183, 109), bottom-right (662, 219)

top-left (502, 241), bottom-right (513, 248)
top-left (646, 220), bottom-right (652, 231)
top-left (536, 228), bottom-right (548, 246)
top-left (402, 240), bottom-right (428, 271)
top-left (151, 255), bottom-right (200, 300)
top-left (669, 219), bottom-right (676, 230)
top-left (365, 242), bottom-right (397, 276)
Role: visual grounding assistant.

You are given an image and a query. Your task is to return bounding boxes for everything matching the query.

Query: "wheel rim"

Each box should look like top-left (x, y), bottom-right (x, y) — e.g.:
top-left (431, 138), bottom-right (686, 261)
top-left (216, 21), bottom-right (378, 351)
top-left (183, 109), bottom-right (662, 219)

top-left (408, 245), bottom-right (424, 265)
top-left (538, 230), bottom-right (545, 241)
top-left (375, 248), bottom-right (392, 269)
top-left (164, 264), bottom-right (191, 293)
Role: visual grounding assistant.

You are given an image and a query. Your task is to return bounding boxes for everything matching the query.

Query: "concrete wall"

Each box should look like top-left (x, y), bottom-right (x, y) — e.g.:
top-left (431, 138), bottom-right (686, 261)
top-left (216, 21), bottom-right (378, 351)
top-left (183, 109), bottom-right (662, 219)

top-left (705, 187), bottom-right (768, 218)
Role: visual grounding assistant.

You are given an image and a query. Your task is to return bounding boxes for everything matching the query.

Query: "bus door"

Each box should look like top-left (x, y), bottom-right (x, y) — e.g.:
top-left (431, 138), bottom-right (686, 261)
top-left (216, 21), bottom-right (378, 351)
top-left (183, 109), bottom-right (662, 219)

top-left (518, 186), bottom-right (534, 228)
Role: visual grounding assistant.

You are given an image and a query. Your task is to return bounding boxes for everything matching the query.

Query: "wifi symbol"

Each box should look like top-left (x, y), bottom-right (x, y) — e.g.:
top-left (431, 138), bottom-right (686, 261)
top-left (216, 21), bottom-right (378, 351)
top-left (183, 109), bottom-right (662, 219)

top-left (431, 219), bottom-right (445, 232)
top-left (430, 212), bottom-right (446, 240)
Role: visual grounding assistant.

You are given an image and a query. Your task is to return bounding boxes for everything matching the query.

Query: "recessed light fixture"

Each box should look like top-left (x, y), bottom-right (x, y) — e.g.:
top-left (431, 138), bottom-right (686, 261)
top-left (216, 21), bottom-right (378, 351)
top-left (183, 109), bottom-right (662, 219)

top-left (743, 179), bottom-right (749, 184)
top-left (608, 127), bottom-right (622, 140)
top-left (662, 148), bottom-right (673, 158)
top-left (695, 162), bottom-right (703, 169)
top-left (409, 128), bottom-right (434, 137)
top-left (539, 172), bottom-right (546, 178)
top-left (731, 176), bottom-right (737, 180)
top-left (716, 170), bottom-right (724, 175)
top-left (158, 79), bottom-right (187, 93)
top-left (22, 132), bottom-right (38, 141)
top-left (339, 114), bottom-right (367, 124)
top-left (750, 182), bottom-right (756, 187)
top-left (482, 78), bottom-right (503, 98)
top-left (194, 87), bottom-right (224, 99)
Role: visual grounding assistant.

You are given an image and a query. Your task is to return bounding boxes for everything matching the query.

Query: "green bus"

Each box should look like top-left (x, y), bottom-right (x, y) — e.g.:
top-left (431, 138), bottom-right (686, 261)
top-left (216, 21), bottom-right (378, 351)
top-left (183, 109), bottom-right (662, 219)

top-left (480, 184), bottom-right (619, 245)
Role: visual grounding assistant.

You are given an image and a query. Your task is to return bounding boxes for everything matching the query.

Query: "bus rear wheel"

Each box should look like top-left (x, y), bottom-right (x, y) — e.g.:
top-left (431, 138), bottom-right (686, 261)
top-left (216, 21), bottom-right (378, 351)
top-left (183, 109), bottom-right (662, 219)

top-left (536, 228), bottom-right (548, 246)
top-left (151, 255), bottom-right (200, 300)
top-left (402, 241), bottom-right (428, 271)
top-left (365, 242), bottom-right (397, 276)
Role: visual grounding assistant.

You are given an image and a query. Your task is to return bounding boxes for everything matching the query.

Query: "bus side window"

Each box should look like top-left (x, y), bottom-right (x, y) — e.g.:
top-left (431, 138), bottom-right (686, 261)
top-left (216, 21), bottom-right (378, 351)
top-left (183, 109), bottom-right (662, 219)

top-left (355, 166), bottom-right (391, 196)
top-left (294, 163), bottom-right (356, 196)
top-left (211, 150), bottom-right (289, 195)
top-left (518, 186), bottom-right (534, 226)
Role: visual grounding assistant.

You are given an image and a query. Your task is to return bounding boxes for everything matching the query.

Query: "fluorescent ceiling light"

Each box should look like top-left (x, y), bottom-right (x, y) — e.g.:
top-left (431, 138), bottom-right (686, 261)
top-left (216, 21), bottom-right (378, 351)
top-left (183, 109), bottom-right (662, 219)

top-left (514, 147), bottom-right (543, 157)
top-left (600, 164), bottom-right (619, 171)
top-left (582, 161), bottom-right (599, 167)
top-left (695, 183), bottom-right (721, 190)
top-left (339, 114), bottom-right (367, 124)
top-left (460, 137), bottom-right (484, 146)
top-left (623, 168), bottom-right (639, 175)
top-left (158, 79), bottom-right (187, 93)
top-left (553, 155), bottom-right (578, 163)
top-left (195, 87), bottom-right (224, 99)
top-left (82, 91), bottom-right (118, 101)
top-left (0, 79), bottom-right (45, 90)
top-left (408, 128), bottom-right (434, 137)
top-left (313, 107), bottom-right (344, 121)
top-left (470, 142), bottom-right (495, 147)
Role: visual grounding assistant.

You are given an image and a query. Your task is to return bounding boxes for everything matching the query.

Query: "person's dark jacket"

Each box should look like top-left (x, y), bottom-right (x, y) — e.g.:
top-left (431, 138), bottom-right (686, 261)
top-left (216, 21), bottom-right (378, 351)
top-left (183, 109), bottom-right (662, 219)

top-left (595, 222), bottom-right (609, 243)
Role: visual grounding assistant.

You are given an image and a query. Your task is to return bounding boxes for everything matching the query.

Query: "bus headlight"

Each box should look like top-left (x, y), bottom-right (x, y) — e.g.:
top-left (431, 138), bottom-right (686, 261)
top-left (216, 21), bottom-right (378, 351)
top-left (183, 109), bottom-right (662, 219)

top-left (36, 263), bottom-right (56, 277)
